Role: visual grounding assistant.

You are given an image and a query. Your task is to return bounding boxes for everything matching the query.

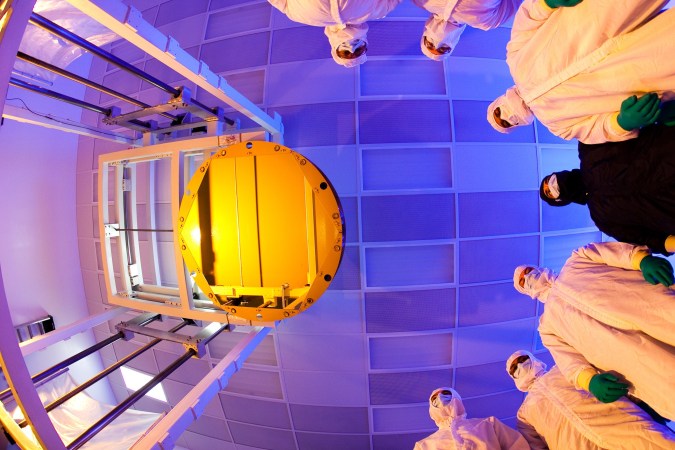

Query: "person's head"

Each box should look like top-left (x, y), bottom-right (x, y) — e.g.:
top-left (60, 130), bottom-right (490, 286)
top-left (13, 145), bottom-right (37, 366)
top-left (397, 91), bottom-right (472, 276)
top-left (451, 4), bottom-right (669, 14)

top-left (428, 387), bottom-right (466, 428)
top-left (420, 15), bottom-right (466, 61)
top-left (506, 350), bottom-right (547, 392)
top-left (513, 265), bottom-right (557, 302)
top-left (325, 24), bottom-right (369, 68)
top-left (539, 170), bottom-right (587, 207)
top-left (487, 87), bottom-right (534, 133)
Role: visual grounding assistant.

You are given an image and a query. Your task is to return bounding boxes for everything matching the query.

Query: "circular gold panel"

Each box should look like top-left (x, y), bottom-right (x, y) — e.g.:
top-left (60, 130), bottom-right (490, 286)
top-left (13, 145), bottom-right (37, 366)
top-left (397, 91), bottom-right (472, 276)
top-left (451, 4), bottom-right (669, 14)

top-left (178, 141), bottom-right (344, 322)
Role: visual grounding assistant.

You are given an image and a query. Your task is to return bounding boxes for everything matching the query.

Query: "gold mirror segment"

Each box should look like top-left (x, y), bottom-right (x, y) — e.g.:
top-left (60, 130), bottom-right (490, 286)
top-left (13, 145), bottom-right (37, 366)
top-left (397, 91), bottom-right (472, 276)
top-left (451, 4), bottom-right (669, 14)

top-left (178, 141), bottom-right (345, 322)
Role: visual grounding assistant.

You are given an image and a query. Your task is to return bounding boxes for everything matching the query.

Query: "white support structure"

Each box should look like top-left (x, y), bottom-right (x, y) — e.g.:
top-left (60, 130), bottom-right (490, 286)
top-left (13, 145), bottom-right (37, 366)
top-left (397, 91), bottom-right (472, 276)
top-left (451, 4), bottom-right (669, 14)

top-left (19, 306), bottom-right (128, 356)
top-left (98, 132), bottom-right (275, 327)
top-left (0, 266), bottom-right (66, 450)
top-left (0, 1), bottom-right (285, 447)
top-left (63, 0), bottom-right (284, 143)
top-left (132, 326), bottom-right (272, 450)
top-left (1, 103), bottom-right (139, 145)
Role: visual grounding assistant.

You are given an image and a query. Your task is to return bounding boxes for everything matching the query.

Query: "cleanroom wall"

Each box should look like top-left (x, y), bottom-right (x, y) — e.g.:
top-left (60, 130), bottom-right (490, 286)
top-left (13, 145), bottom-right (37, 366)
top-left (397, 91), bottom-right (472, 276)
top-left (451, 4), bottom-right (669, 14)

top-left (71, 0), bottom-right (598, 449)
top-left (0, 51), bottom-right (114, 404)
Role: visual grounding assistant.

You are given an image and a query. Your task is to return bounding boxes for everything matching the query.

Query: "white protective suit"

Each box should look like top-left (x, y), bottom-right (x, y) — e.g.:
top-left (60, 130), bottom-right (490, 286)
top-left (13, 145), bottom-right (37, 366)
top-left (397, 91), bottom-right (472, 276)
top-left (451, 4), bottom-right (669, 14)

top-left (412, 0), bottom-right (521, 60)
top-left (507, 351), bottom-right (675, 450)
top-left (514, 241), bottom-right (675, 420)
top-left (267, 0), bottom-right (401, 66)
top-left (489, 0), bottom-right (673, 143)
top-left (414, 387), bottom-right (529, 450)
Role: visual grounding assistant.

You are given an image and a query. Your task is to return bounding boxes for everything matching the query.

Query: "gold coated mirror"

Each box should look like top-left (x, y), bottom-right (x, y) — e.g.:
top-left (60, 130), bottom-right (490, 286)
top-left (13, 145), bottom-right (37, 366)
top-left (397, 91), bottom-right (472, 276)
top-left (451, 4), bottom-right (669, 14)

top-left (178, 141), bottom-right (345, 322)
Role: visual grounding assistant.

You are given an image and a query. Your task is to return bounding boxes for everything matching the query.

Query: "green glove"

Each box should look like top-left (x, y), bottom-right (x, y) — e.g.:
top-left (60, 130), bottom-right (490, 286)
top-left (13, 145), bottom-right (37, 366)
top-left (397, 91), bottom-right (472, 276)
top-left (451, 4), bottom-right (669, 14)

top-left (544, 0), bottom-right (583, 7)
top-left (639, 255), bottom-right (674, 287)
top-left (588, 373), bottom-right (629, 403)
top-left (617, 93), bottom-right (661, 131)
top-left (657, 100), bottom-right (675, 126)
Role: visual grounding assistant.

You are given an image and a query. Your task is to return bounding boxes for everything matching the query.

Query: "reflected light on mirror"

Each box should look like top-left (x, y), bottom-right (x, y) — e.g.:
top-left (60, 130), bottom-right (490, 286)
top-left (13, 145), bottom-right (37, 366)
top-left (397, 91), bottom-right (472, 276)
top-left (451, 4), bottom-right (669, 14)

top-left (120, 366), bottom-right (167, 402)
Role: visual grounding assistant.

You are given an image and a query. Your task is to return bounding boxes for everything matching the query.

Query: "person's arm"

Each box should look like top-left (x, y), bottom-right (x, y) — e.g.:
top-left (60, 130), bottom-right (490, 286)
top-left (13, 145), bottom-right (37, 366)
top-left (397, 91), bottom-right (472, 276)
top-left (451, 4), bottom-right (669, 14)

top-left (516, 413), bottom-right (549, 450)
top-left (267, 0), bottom-right (288, 14)
top-left (472, 0), bottom-right (521, 30)
top-left (507, 0), bottom-right (557, 58)
top-left (539, 323), bottom-right (596, 390)
top-left (546, 110), bottom-right (638, 144)
top-left (571, 241), bottom-right (650, 270)
top-left (490, 416), bottom-right (531, 449)
top-left (572, 241), bottom-right (674, 286)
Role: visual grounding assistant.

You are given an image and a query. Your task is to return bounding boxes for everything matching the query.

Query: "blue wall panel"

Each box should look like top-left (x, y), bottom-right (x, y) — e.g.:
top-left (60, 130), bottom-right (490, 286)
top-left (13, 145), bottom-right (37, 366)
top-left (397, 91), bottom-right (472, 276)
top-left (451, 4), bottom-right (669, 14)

top-left (362, 147), bottom-right (453, 191)
top-left (205, 3), bottom-right (271, 39)
top-left (365, 288), bottom-right (456, 333)
top-left (361, 194), bottom-right (455, 242)
top-left (542, 202), bottom-right (596, 232)
top-left (370, 333), bottom-right (453, 369)
top-left (271, 26), bottom-right (329, 63)
top-left (270, 102), bottom-right (356, 147)
top-left (366, 244), bottom-right (454, 287)
top-left (267, 60), bottom-right (356, 106)
top-left (361, 60), bottom-right (446, 96)
top-left (201, 32), bottom-right (270, 72)
top-left (369, 369), bottom-right (453, 405)
top-left (296, 433), bottom-right (371, 450)
top-left (458, 191), bottom-right (539, 237)
top-left (453, 100), bottom-right (536, 143)
top-left (359, 100), bottom-right (451, 144)
top-left (453, 144), bottom-right (539, 192)
top-left (367, 21), bottom-right (425, 57)
top-left (458, 282), bottom-right (536, 327)
top-left (290, 404), bottom-right (369, 433)
top-left (459, 236), bottom-right (539, 283)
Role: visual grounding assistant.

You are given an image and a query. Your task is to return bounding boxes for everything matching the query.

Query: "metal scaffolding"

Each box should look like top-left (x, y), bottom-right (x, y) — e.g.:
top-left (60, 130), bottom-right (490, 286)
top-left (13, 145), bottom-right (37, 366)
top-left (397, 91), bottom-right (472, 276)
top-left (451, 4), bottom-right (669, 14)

top-left (0, 0), bottom-right (281, 447)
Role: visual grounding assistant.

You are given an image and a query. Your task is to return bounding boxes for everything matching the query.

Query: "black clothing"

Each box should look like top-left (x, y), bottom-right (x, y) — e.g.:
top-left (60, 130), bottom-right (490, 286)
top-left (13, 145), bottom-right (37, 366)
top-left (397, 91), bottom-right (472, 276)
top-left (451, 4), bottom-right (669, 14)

top-left (546, 124), bottom-right (675, 254)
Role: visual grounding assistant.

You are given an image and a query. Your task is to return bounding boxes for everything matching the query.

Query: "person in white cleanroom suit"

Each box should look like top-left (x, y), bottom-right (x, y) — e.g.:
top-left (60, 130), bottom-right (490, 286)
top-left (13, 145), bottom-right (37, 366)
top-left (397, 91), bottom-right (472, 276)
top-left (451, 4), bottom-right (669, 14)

top-left (413, 387), bottom-right (529, 449)
top-left (411, 0), bottom-right (521, 60)
top-left (267, 0), bottom-right (401, 67)
top-left (506, 350), bottom-right (675, 449)
top-left (513, 241), bottom-right (675, 420)
top-left (487, 0), bottom-right (675, 144)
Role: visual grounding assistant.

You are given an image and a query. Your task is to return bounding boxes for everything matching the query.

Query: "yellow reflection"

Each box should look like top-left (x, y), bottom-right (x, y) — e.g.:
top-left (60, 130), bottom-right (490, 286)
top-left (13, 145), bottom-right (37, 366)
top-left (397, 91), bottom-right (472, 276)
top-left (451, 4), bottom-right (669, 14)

top-left (178, 142), bottom-right (344, 322)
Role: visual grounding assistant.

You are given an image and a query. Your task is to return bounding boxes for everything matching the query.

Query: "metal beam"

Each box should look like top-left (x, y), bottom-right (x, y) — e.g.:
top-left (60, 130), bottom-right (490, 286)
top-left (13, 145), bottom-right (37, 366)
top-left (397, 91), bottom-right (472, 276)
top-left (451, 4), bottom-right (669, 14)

top-left (2, 103), bottom-right (138, 145)
top-left (16, 50), bottom-right (177, 121)
top-left (29, 12), bottom-right (179, 96)
top-left (18, 321), bottom-right (192, 428)
top-left (68, 349), bottom-right (196, 450)
top-left (63, 0), bottom-right (283, 140)
top-left (131, 327), bottom-right (272, 450)
top-left (9, 76), bottom-right (111, 114)
top-left (19, 306), bottom-right (129, 356)
top-left (0, 264), bottom-right (65, 449)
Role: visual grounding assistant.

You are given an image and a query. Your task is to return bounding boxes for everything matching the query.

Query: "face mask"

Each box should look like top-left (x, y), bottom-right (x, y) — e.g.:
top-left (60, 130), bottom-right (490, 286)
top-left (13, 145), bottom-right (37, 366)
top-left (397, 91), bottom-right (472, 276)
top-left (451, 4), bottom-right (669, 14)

top-left (429, 388), bottom-right (467, 428)
top-left (512, 358), bottom-right (547, 392)
top-left (541, 170), bottom-right (587, 206)
top-left (337, 39), bottom-right (366, 53)
top-left (524, 268), bottom-right (555, 300)
top-left (547, 174), bottom-right (560, 199)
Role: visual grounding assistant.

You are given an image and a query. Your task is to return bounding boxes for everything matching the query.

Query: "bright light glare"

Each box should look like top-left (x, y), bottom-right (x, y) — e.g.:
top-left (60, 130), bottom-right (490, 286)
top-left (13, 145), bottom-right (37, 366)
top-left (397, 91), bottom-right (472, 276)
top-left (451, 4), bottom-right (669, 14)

top-left (190, 226), bottom-right (201, 244)
top-left (120, 366), bottom-right (167, 402)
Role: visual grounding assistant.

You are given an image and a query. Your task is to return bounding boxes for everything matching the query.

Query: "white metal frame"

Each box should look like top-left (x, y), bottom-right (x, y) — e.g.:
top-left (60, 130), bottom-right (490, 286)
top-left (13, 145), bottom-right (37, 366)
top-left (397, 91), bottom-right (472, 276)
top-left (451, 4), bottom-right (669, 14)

top-left (98, 132), bottom-right (276, 327)
top-left (63, 0), bottom-right (283, 143)
top-left (0, 0), bottom-right (281, 447)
